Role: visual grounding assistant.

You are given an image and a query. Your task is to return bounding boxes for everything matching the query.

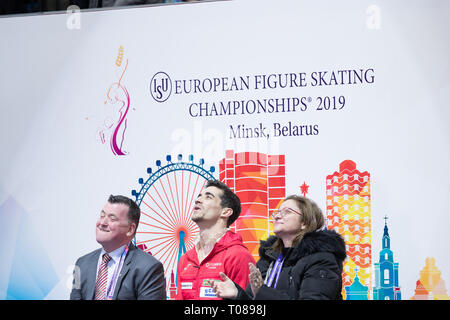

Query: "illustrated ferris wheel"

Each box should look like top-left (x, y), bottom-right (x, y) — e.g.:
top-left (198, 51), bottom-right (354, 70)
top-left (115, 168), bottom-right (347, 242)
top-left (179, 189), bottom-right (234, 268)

top-left (131, 154), bottom-right (216, 295)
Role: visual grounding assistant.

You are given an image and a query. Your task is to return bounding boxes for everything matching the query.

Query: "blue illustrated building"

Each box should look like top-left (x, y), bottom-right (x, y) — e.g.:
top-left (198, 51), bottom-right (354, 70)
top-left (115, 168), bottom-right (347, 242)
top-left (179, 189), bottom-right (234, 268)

top-left (373, 216), bottom-right (401, 300)
top-left (345, 268), bottom-right (369, 300)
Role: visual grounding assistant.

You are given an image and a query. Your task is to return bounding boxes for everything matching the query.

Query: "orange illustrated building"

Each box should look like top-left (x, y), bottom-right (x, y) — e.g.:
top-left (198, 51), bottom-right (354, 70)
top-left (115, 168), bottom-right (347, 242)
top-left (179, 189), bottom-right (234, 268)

top-left (411, 257), bottom-right (450, 300)
top-left (326, 160), bottom-right (371, 299)
top-left (219, 150), bottom-right (286, 259)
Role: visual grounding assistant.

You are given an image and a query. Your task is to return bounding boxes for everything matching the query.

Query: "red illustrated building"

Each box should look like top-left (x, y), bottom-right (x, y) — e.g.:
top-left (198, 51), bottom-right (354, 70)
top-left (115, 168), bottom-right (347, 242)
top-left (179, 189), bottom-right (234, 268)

top-left (219, 150), bottom-right (286, 259)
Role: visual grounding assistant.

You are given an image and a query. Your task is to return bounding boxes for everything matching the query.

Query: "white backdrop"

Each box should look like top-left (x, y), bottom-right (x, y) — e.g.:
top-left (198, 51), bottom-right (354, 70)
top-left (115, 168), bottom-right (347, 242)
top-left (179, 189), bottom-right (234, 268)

top-left (0, 0), bottom-right (449, 299)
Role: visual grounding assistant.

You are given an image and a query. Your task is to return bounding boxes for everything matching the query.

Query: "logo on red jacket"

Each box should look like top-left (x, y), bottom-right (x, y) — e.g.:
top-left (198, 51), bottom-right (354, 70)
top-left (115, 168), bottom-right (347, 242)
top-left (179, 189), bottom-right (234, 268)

top-left (205, 262), bottom-right (222, 269)
top-left (183, 263), bottom-right (192, 272)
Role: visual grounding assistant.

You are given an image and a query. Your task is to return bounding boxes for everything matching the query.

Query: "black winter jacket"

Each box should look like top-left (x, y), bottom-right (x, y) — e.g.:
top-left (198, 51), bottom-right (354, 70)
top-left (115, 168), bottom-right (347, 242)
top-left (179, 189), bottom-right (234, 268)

top-left (236, 229), bottom-right (347, 300)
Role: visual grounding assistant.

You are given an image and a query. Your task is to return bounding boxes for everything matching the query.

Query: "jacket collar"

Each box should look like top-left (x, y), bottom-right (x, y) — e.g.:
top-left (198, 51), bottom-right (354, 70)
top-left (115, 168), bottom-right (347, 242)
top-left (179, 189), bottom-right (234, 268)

top-left (259, 229), bottom-right (347, 264)
top-left (111, 243), bottom-right (136, 299)
top-left (187, 230), bottom-right (246, 263)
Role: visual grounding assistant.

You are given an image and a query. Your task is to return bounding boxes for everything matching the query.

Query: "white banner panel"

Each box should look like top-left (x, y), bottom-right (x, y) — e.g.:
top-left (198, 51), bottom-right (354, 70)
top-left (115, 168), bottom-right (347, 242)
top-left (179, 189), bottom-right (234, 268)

top-left (0, 0), bottom-right (449, 300)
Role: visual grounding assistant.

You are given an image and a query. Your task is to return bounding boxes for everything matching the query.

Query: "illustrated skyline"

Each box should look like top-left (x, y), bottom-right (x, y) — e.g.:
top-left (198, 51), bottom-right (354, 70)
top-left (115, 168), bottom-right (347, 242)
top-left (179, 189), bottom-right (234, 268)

top-left (130, 153), bottom-right (449, 300)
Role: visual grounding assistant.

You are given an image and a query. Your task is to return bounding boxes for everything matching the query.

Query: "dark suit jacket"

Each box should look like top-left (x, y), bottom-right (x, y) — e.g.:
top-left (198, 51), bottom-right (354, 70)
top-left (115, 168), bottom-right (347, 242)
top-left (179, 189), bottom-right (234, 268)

top-left (70, 244), bottom-right (166, 300)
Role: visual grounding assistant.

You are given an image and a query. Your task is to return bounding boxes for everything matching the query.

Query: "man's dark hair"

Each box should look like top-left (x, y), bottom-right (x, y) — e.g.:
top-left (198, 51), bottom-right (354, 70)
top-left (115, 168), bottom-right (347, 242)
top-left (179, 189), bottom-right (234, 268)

top-left (205, 180), bottom-right (241, 227)
top-left (108, 194), bottom-right (140, 230)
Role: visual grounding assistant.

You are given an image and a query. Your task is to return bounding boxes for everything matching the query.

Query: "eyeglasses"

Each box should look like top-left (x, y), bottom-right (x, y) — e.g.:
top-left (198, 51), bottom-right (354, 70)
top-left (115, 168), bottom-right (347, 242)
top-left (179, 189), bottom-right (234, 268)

top-left (271, 207), bottom-right (302, 219)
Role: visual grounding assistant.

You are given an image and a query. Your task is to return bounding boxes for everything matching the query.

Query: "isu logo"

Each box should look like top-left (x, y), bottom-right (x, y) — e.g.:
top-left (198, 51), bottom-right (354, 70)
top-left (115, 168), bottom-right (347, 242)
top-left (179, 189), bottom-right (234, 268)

top-left (150, 71), bottom-right (172, 102)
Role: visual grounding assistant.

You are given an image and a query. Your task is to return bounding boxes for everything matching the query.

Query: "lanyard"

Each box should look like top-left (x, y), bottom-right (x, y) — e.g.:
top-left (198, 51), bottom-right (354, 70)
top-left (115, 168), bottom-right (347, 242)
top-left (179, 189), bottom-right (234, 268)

top-left (106, 245), bottom-right (129, 300)
top-left (266, 253), bottom-right (285, 289)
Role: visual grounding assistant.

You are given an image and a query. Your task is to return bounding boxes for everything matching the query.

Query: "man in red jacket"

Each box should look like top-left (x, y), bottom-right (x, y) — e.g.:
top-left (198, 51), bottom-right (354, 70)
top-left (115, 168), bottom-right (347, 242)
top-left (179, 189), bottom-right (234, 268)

top-left (176, 180), bottom-right (255, 300)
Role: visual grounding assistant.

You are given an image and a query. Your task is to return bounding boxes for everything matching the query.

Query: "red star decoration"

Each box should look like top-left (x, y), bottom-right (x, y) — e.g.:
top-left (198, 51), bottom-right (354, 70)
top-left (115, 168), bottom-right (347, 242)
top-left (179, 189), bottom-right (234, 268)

top-left (300, 182), bottom-right (309, 196)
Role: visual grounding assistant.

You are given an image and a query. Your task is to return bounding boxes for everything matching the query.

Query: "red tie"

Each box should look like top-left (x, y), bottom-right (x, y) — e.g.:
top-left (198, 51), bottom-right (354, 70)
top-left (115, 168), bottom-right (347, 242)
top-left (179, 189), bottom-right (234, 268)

top-left (94, 253), bottom-right (111, 300)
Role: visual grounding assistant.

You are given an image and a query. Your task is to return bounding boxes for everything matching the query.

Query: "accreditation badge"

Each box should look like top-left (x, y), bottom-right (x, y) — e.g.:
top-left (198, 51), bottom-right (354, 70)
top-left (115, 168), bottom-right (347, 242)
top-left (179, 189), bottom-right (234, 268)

top-left (199, 286), bottom-right (217, 298)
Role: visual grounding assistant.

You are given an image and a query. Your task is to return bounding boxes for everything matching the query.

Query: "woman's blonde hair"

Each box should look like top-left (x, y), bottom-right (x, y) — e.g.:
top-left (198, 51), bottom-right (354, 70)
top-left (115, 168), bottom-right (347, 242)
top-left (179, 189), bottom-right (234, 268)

top-left (271, 195), bottom-right (325, 252)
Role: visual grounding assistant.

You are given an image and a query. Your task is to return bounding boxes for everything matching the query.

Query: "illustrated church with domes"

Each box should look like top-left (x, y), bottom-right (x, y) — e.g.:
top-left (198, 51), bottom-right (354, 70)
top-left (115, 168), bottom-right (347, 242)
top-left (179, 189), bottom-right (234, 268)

top-left (373, 216), bottom-right (401, 300)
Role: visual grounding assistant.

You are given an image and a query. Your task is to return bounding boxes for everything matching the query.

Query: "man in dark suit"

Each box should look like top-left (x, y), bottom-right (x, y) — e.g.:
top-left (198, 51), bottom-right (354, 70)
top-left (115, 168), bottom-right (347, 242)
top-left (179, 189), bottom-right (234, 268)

top-left (70, 195), bottom-right (166, 300)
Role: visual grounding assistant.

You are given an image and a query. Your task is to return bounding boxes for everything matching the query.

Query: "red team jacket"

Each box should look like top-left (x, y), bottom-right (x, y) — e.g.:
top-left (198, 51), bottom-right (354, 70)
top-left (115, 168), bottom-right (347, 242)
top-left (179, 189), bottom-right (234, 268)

top-left (176, 230), bottom-right (255, 300)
